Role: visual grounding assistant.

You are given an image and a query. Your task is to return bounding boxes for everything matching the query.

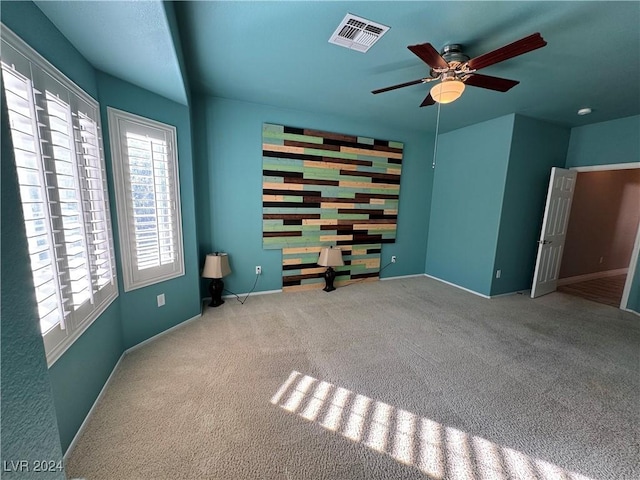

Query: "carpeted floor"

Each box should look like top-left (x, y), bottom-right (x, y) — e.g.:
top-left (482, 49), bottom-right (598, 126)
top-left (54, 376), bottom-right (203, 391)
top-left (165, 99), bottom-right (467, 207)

top-left (65, 277), bottom-right (639, 480)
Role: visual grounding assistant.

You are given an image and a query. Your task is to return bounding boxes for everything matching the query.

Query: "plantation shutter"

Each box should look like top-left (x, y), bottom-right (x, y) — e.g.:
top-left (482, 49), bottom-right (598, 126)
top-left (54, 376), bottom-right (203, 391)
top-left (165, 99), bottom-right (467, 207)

top-left (107, 108), bottom-right (184, 291)
top-left (1, 26), bottom-right (118, 365)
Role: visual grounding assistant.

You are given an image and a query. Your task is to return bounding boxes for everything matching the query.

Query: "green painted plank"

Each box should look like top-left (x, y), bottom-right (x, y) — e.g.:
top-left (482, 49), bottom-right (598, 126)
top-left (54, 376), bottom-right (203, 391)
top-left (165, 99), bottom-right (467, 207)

top-left (262, 163), bottom-right (304, 173)
top-left (263, 138), bottom-right (284, 146)
top-left (263, 157), bottom-right (305, 167)
top-left (263, 131), bottom-right (324, 144)
top-left (262, 176), bottom-right (284, 183)
top-left (357, 136), bottom-right (374, 145)
top-left (263, 124), bottom-right (284, 135)
top-left (303, 167), bottom-right (342, 179)
top-left (303, 148), bottom-right (358, 160)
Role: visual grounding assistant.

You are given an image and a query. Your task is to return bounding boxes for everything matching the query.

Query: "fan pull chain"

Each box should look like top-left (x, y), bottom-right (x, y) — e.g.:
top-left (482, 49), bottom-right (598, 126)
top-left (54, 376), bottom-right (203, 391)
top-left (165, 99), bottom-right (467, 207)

top-left (432, 100), bottom-right (441, 169)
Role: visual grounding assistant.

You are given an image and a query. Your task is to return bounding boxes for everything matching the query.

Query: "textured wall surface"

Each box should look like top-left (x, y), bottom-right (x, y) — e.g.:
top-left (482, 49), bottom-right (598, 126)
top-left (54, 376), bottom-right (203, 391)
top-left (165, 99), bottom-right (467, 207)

top-left (425, 114), bottom-right (515, 296)
top-left (491, 115), bottom-right (570, 296)
top-left (194, 97), bottom-right (432, 295)
top-left (1, 82), bottom-right (65, 479)
top-left (262, 124), bottom-right (402, 290)
top-left (97, 71), bottom-right (201, 349)
top-left (565, 115), bottom-right (640, 168)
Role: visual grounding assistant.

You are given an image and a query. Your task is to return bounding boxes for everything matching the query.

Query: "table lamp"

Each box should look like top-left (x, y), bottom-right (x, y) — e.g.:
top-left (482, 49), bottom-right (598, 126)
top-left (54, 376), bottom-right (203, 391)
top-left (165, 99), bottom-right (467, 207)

top-left (202, 253), bottom-right (231, 307)
top-left (317, 247), bottom-right (343, 292)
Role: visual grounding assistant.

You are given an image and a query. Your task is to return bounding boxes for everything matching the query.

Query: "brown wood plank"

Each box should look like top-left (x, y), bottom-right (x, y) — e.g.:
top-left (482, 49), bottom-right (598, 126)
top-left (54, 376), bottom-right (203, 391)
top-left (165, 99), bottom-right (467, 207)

top-left (303, 129), bottom-right (358, 144)
top-left (264, 214), bottom-right (321, 220)
top-left (263, 231), bottom-right (303, 238)
top-left (322, 156), bottom-right (373, 167)
top-left (285, 140), bottom-right (340, 151)
top-left (339, 170), bottom-right (401, 181)
top-left (285, 178), bottom-right (340, 186)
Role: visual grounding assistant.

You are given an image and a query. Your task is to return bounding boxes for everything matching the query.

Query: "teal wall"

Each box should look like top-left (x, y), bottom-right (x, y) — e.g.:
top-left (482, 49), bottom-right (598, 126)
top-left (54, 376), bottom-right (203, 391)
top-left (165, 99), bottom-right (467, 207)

top-left (1, 1), bottom-right (202, 456)
top-left (163, 1), bottom-right (190, 106)
top-left (425, 114), bottom-right (515, 296)
top-left (566, 115), bottom-right (640, 168)
top-left (1, 81), bottom-right (65, 480)
top-left (47, 304), bottom-right (123, 452)
top-left (97, 72), bottom-right (201, 348)
top-left (565, 115), bottom-right (640, 313)
top-left (194, 96), bottom-right (433, 295)
top-left (628, 259), bottom-right (640, 313)
top-left (491, 115), bottom-right (570, 295)
top-left (1, 0), bottom-right (126, 455)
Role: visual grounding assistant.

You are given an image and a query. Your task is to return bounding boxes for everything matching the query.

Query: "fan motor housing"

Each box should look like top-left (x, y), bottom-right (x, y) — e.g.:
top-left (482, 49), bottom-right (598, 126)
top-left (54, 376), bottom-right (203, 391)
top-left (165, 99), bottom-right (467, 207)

top-left (441, 44), bottom-right (470, 64)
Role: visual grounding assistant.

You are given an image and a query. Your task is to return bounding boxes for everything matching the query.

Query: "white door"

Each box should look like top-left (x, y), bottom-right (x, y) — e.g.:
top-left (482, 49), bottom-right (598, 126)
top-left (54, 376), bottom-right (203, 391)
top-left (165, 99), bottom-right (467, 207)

top-left (531, 167), bottom-right (577, 298)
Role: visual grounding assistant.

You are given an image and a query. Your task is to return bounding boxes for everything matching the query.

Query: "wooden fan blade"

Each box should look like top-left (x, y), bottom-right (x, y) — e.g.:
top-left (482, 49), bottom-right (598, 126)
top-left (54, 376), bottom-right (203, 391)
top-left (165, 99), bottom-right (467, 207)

top-left (420, 93), bottom-right (435, 107)
top-left (464, 73), bottom-right (520, 92)
top-left (467, 33), bottom-right (547, 71)
top-left (408, 43), bottom-right (449, 69)
top-left (372, 78), bottom-right (425, 94)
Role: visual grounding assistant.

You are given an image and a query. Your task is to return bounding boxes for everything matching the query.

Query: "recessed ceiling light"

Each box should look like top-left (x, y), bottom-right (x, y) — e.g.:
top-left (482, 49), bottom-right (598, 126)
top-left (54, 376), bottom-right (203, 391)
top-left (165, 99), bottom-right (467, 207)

top-left (577, 107), bottom-right (592, 116)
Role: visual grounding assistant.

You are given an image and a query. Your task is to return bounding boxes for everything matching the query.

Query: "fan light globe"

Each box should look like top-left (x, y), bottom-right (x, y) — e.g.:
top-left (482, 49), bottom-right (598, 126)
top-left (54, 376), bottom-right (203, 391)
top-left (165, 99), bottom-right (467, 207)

top-left (430, 80), bottom-right (465, 104)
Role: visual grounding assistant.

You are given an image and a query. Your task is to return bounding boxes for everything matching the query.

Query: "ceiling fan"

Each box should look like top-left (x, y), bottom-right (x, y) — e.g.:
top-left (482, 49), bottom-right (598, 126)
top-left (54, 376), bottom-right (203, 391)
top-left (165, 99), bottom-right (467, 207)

top-left (372, 33), bottom-right (547, 106)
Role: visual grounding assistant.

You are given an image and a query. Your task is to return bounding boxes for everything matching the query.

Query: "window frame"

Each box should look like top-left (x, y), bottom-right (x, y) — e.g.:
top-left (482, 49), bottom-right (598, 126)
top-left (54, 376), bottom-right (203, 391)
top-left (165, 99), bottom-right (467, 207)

top-left (1, 24), bottom-right (118, 366)
top-left (107, 107), bottom-right (185, 292)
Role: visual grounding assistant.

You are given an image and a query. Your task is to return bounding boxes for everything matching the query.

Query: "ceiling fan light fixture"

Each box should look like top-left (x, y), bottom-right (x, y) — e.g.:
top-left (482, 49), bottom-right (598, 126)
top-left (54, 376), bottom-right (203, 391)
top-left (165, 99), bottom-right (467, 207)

top-left (430, 79), bottom-right (465, 104)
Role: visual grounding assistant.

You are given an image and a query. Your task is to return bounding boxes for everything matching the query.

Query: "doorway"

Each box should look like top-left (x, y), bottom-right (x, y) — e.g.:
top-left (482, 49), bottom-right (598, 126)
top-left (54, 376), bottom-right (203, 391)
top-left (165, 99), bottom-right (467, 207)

top-left (558, 164), bottom-right (640, 309)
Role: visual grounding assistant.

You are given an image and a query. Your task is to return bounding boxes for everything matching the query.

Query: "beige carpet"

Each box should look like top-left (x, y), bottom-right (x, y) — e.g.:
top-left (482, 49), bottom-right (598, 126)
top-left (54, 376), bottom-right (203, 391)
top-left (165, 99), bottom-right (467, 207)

top-left (66, 277), bottom-right (639, 480)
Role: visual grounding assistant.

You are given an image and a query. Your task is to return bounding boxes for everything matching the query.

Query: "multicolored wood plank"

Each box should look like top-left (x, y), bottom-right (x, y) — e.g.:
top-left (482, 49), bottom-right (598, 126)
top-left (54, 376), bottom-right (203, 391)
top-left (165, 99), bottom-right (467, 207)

top-left (262, 123), bottom-right (403, 291)
top-left (281, 244), bottom-right (382, 292)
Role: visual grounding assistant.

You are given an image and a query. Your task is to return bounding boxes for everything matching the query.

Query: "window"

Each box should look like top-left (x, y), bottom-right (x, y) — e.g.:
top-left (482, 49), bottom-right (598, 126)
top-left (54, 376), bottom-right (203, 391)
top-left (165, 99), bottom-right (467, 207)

top-left (1, 26), bottom-right (118, 365)
top-left (107, 108), bottom-right (184, 291)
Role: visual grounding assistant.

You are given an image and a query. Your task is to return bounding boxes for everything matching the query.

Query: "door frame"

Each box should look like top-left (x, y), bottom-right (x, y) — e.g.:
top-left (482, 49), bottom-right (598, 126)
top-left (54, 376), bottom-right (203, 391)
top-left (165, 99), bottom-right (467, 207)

top-left (569, 162), bottom-right (640, 310)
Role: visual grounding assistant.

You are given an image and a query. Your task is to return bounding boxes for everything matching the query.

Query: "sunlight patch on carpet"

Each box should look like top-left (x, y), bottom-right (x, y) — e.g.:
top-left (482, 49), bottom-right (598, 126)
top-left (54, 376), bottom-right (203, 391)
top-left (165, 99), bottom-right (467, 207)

top-left (271, 371), bottom-right (594, 480)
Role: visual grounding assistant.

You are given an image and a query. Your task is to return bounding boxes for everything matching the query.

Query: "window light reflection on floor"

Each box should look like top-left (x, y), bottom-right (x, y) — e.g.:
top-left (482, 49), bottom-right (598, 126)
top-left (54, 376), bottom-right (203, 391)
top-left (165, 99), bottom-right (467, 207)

top-left (270, 371), bottom-right (594, 480)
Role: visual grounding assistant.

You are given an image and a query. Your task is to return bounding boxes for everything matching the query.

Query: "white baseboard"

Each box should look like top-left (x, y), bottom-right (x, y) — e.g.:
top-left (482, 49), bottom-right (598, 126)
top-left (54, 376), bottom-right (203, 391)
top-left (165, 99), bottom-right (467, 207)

top-left (489, 290), bottom-right (527, 298)
top-left (126, 312), bottom-right (202, 354)
top-left (423, 274), bottom-right (491, 299)
top-left (63, 352), bottom-right (125, 460)
top-left (381, 273), bottom-right (425, 281)
top-left (622, 308), bottom-right (640, 317)
top-left (557, 268), bottom-right (628, 286)
top-left (221, 288), bottom-right (282, 300)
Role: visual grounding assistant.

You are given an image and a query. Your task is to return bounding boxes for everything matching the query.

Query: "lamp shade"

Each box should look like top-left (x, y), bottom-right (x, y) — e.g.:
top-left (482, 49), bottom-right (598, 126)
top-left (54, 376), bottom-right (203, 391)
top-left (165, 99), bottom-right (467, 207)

top-left (202, 253), bottom-right (231, 279)
top-left (430, 79), bottom-right (465, 104)
top-left (318, 247), bottom-right (344, 267)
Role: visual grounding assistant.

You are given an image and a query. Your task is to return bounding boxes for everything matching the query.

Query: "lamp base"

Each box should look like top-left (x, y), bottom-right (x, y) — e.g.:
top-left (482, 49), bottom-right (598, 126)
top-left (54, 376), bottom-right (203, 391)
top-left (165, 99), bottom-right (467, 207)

top-left (209, 278), bottom-right (225, 307)
top-left (323, 267), bottom-right (336, 292)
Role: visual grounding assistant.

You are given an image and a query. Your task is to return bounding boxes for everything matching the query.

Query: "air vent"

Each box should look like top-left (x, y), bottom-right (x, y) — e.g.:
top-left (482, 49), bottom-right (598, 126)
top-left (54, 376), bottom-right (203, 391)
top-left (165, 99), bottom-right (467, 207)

top-left (328, 14), bottom-right (389, 53)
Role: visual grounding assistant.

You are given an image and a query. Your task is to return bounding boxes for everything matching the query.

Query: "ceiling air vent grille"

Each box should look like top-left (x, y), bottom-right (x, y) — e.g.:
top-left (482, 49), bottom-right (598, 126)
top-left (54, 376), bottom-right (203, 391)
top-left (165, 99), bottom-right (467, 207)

top-left (329, 14), bottom-right (389, 53)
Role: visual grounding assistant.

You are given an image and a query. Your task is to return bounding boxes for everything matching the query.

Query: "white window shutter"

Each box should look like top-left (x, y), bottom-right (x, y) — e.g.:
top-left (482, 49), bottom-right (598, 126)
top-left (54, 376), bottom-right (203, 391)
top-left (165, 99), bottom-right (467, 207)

top-left (2, 26), bottom-right (118, 366)
top-left (108, 107), bottom-right (184, 291)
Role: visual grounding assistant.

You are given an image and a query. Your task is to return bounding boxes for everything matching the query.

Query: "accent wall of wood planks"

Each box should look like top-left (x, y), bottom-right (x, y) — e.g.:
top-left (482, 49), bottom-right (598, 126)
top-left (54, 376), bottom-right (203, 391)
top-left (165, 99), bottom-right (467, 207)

top-left (262, 123), bottom-right (403, 291)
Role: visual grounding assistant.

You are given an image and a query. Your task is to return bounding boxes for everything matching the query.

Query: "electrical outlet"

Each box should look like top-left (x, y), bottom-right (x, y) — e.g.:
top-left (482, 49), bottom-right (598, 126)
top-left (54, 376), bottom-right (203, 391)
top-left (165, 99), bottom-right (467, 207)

top-left (391, 255), bottom-right (397, 263)
top-left (157, 293), bottom-right (165, 307)
top-left (256, 266), bottom-right (262, 275)
top-left (496, 269), bottom-right (501, 279)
